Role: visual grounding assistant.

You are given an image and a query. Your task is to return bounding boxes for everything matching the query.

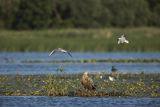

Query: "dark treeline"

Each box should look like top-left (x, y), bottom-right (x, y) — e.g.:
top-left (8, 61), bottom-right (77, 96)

top-left (0, 0), bottom-right (160, 30)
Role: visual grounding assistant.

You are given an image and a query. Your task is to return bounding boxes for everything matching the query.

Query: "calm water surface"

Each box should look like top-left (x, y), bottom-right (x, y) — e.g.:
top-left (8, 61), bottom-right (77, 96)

top-left (0, 52), bottom-right (160, 62)
top-left (0, 52), bottom-right (160, 74)
top-left (0, 96), bottom-right (160, 107)
top-left (0, 62), bottom-right (160, 74)
top-left (0, 52), bottom-right (160, 107)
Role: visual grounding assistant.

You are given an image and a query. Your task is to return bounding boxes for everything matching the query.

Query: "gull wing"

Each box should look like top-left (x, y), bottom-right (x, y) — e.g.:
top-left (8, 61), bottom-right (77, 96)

top-left (124, 40), bottom-right (129, 43)
top-left (122, 35), bottom-right (129, 43)
top-left (49, 49), bottom-right (56, 56)
top-left (117, 38), bottom-right (121, 44)
top-left (67, 52), bottom-right (72, 57)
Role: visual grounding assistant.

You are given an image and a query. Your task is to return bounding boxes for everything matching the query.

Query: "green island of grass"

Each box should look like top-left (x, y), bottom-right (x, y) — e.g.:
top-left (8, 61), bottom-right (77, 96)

top-left (0, 73), bottom-right (159, 97)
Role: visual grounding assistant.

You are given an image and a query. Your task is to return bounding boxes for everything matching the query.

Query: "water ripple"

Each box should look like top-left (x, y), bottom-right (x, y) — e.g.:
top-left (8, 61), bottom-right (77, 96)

top-left (0, 96), bottom-right (160, 107)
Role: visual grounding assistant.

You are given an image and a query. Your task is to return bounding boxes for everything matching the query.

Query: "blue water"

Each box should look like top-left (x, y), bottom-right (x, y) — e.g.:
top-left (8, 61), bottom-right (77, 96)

top-left (0, 52), bottom-right (160, 63)
top-left (0, 96), bottom-right (160, 107)
top-left (0, 52), bottom-right (160, 107)
top-left (0, 52), bottom-right (160, 74)
top-left (0, 62), bottom-right (159, 75)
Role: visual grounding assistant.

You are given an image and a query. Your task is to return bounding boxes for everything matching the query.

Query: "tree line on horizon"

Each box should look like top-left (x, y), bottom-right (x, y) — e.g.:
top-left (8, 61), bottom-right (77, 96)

top-left (0, 0), bottom-right (160, 30)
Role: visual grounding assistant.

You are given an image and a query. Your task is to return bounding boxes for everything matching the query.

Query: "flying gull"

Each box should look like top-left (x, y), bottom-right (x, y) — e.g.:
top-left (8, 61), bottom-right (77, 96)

top-left (117, 34), bottom-right (129, 44)
top-left (81, 71), bottom-right (96, 90)
top-left (49, 48), bottom-right (72, 57)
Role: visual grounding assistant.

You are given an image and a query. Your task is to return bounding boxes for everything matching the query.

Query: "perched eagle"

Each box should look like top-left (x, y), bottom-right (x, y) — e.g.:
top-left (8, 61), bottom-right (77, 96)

top-left (81, 71), bottom-right (96, 90)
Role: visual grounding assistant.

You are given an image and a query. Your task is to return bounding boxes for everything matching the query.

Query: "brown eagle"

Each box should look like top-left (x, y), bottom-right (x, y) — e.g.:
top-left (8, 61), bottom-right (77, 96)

top-left (81, 71), bottom-right (96, 90)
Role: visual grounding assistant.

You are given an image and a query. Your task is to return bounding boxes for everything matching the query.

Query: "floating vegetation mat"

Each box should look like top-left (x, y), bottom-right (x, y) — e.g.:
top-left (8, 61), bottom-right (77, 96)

top-left (22, 59), bottom-right (160, 63)
top-left (0, 73), bottom-right (160, 97)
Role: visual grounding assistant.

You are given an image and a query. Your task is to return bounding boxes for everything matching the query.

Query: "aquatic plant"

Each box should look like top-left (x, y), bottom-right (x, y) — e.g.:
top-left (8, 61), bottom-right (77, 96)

top-left (56, 64), bottom-right (65, 73)
top-left (0, 73), bottom-right (159, 97)
top-left (43, 74), bottom-right (81, 96)
top-left (21, 59), bottom-right (160, 63)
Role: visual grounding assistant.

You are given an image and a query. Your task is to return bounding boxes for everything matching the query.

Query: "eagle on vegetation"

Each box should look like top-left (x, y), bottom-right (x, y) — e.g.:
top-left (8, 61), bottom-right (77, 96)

top-left (81, 71), bottom-right (96, 90)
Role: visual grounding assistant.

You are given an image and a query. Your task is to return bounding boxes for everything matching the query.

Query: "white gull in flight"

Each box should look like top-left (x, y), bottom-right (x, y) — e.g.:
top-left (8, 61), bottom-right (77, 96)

top-left (49, 48), bottom-right (72, 57)
top-left (118, 34), bottom-right (129, 44)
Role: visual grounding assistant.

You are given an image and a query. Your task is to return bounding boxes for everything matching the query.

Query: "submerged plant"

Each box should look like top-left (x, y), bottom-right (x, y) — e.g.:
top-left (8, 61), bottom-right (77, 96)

top-left (56, 64), bottom-right (65, 73)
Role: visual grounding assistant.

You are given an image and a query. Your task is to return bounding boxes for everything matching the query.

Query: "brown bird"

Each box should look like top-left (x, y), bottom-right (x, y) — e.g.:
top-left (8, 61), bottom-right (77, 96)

top-left (81, 71), bottom-right (96, 90)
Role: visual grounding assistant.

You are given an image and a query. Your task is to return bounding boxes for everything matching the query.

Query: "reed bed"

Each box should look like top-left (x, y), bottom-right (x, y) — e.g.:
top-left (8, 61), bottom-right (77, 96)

top-left (0, 27), bottom-right (160, 52)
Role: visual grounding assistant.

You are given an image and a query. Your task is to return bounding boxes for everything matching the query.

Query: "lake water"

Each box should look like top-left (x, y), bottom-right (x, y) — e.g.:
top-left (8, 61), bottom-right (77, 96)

top-left (0, 62), bottom-right (160, 74)
top-left (0, 52), bottom-right (160, 74)
top-left (0, 52), bottom-right (160, 62)
top-left (1, 96), bottom-right (160, 107)
top-left (0, 52), bottom-right (160, 107)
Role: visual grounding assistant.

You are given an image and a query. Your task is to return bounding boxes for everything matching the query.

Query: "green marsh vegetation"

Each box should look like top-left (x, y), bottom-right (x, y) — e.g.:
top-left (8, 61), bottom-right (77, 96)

top-left (22, 59), bottom-right (160, 63)
top-left (0, 27), bottom-right (160, 52)
top-left (0, 73), bottom-right (159, 97)
top-left (0, 0), bottom-right (159, 98)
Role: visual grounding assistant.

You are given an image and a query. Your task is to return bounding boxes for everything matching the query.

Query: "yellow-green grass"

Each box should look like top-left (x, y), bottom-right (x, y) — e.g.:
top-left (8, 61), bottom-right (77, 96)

top-left (0, 73), bottom-right (159, 97)
top-left (0, 27), bottom-right (160, 52)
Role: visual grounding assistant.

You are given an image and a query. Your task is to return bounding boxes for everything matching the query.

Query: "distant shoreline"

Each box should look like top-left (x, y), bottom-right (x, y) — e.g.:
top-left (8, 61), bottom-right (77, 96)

top-left (0, 27), bottom-right (160, 52)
